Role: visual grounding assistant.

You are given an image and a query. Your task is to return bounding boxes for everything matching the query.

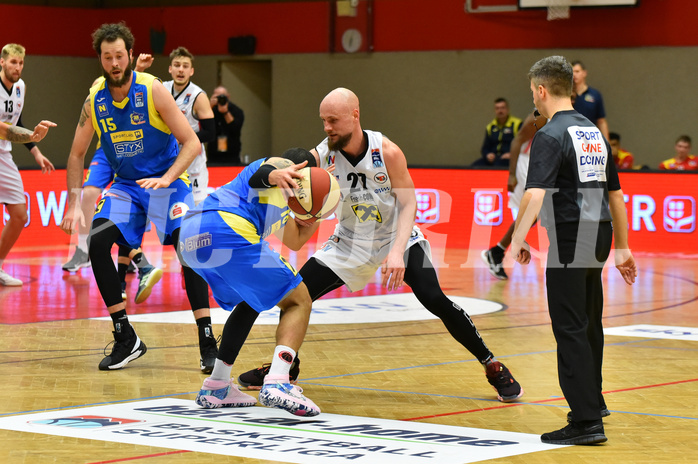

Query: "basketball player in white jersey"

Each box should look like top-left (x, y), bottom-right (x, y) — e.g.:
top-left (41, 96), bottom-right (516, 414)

top-left (0, 43), bottom-right (56, 286)
top-left (232, 88), bottom-right (523, 404)
top-left (481, 110), bottom-right (544, 280)
top-left (137, 48), bottom-right (215, 205)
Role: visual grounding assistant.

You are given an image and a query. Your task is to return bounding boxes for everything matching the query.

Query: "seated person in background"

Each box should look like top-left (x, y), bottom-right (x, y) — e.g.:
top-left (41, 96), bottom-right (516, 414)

top-left (609, 132), bottom-right (634, 170)
top-left (472, 98), bottom-right (522, 167)
top-left (659, 135), bottom-right (698, 171)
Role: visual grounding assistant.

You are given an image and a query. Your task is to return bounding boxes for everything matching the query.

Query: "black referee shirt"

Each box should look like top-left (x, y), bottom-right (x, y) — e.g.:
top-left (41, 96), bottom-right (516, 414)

top-left (526, 109), bottom-right (620, 229)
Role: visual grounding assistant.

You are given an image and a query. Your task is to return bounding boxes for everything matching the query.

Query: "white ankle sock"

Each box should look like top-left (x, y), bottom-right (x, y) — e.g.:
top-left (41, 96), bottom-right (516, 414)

top-left (78, 234), bottom-right (89, 253)
top-left (268, 345), bottom-right (296, 378)
top-left (210, 359), bottom-right (233, 381)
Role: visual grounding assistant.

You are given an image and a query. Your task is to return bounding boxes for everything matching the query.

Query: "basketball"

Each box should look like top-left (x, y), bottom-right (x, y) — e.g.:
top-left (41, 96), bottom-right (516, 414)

top-left (287, 167), bottom-right (341, 225)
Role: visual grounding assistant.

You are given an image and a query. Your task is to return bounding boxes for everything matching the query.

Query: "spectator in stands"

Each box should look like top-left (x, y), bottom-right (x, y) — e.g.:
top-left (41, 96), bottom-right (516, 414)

top-left (609, 132), bottom-right (634, 170)
top-left (472, 98), bottom-right (522, 167)
top-left (208, 86), bottom-right (245, 166)
top-left (659, 135), bottom-right (698, 170)
top-left (572, 60), bottom-right (609, 141)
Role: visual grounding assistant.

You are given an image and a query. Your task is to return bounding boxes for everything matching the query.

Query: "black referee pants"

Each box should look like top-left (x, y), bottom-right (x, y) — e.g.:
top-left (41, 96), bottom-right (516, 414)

top-left (545, 221), bottom-right (613, 422)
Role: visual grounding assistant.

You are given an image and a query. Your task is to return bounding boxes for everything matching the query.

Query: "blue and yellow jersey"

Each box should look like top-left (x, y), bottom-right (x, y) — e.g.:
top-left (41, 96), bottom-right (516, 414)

top-left (90, 72), bottom-right (179, 180)
top-left (198, 158), bottom-right (290, 241)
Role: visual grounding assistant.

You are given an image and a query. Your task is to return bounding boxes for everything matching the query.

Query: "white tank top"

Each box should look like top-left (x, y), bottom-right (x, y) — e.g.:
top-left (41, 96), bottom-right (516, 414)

top-left (0, 78), bottom-right (26, 157)
top-left (163, 80), bottom-right (207, 161)
top-left (316, 130), bottom-right (398, 242)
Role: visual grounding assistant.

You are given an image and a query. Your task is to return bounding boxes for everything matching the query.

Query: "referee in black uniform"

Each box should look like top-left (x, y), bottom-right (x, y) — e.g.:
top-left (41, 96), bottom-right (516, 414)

top-left (510, 56), bottom-right (637, 445)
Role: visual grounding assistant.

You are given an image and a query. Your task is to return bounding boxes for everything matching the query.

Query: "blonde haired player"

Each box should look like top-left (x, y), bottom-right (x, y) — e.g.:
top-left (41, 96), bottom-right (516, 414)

top-left (0, 43), bottom-right (56, 286)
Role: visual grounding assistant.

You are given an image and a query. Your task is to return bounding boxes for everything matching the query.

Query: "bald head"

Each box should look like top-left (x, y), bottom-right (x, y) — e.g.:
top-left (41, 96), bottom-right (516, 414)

top-left (320, 87), bottom-right (359, 114)
top-left (319, 88), bottom-right (361, 152)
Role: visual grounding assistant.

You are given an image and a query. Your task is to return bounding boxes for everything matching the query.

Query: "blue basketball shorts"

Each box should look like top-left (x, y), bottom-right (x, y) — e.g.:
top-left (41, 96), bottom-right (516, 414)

top-left (83, 148), bottom-right (115, 189)
top-left (179, 209), bottom-right (302, 313)
top-left (93, 177), bottom-right (193, 249)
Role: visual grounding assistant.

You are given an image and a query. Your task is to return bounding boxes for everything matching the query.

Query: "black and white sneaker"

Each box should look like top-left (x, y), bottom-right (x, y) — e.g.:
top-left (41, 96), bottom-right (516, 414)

top-left (99, 325), bottom-right (147, 370)
top-left (481, 247), bottom-right (508, 280)
top-left (62, 246), bottom-right (91, 272)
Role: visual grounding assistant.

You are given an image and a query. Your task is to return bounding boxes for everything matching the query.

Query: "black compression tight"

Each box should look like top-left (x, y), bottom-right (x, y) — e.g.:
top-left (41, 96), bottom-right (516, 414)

top-left (404, 244), bottom-right (493, 362)
top-left (172, 228), bottom-right (209, 311)
top-left (88, 218), bottom-right (125, 307)
top-left (220, 248), bottom-right (493, 366)
top-left (88, 219), bottom-right (209, 311)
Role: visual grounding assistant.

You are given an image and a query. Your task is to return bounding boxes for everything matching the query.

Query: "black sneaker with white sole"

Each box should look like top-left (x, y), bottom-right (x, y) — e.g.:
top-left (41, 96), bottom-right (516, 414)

top-left (481, 247), bottom-right (508, 280)
top-left (99, 325), bottom-right (147, 370)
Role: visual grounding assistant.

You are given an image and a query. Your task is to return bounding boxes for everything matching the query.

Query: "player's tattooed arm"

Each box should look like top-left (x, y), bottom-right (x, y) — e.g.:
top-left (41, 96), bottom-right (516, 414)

top-left (78, 96), bottom-right (91, 128)
top-left (265, 157), bottom-right (294, 169)
top-left (5, 125), bottom-right (35, 143)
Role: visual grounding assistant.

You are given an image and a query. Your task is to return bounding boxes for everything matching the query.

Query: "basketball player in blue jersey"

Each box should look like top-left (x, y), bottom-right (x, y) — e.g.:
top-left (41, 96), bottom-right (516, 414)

top-left (61, 141), bottom-right (162, 304)
top-left (60, 23), bottom-right (217, 373)
top-left (237, 88), bottom-right (524, 404)
top-left (180, 147), bottom-right (321, 416)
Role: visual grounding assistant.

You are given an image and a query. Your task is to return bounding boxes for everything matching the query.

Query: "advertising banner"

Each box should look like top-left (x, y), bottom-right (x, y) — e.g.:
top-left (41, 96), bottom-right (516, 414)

top-left (8, 168), bottom-right (696, 254)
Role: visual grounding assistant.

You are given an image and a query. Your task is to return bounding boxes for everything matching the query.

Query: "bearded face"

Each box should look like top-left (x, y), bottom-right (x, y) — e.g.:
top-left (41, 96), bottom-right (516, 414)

top-left (328, 132), bottom-right (352, 151)
top-left (99, 39), bottom-right (133, 89)
top-left (102, 57), bottom-right (132, 88)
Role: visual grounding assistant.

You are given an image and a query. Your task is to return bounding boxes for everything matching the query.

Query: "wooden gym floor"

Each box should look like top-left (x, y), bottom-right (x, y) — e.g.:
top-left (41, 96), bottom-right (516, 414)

top-left (0, 241), bottom-right (696, 463)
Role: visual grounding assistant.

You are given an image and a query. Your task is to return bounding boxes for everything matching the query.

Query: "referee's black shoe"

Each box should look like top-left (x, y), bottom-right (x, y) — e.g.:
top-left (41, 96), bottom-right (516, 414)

top-left (541, 420), bottom-right (607, 445)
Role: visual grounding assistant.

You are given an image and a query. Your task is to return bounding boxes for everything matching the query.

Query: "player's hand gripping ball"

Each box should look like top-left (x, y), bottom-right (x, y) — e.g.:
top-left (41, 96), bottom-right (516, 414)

top-left (287, 167), bottom-right (340, 226)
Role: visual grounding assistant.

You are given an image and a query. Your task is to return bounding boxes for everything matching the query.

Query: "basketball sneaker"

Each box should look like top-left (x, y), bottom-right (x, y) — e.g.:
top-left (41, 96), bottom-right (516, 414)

top-left (195, 378), bottom-right (257, 409)
top-left (199, 327), bottom-right (219, 374)
top-left (481, 247), bottom-right (508, 280)
top-left (134, 265), bottom-right (163, 304)
top-left (62, 246), bottom-right (91, 272)
top-left (259, 374), bottom-right (320, 417)
top-left (485, 361), bottom-right (523, 402)
top-left (541, 420), bottom-right (607, 445)
top-left (0, 269), bottom-right (22, 286)
top-left (238, 357), bottom-right (301, 390)
top-left (99, 325), bottom-right (147, 370)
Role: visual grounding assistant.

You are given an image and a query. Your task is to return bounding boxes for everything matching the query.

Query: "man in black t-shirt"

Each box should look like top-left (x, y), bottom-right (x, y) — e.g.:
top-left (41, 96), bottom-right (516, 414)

top-left (208, 86), bottom-right (245, 165)
top-left (510, 56), bottom-right (637, 446)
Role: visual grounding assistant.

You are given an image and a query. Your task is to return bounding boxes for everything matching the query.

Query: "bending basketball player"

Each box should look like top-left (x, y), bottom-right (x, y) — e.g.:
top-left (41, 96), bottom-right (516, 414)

top-left (236, 88), bottom-right (524, 403)
top-left (180, 148), bottom-right (324, 417)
